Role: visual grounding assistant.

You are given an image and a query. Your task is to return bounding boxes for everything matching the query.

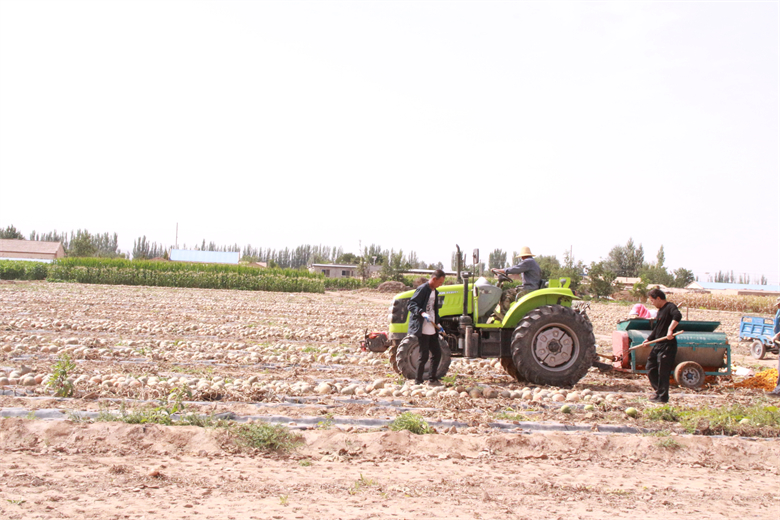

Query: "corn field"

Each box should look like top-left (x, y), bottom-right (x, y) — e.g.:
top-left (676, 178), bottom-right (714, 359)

top-left (0, 259), bottom-right (403, 292)
top-left (0, 260), bottom-right (49, 280)
top-left (54, 257), bottom-right (324, 278)
top-left (676, 293), bottom-right (776, 314)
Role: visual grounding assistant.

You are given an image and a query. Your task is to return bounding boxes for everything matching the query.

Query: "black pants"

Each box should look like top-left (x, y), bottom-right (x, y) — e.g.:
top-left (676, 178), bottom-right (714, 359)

top-left (773, 352), bottom-right (780, 393)
top-left (415, 334), bottom-right (441, 384)
top-left (646, 342), bottom-right (677, 402)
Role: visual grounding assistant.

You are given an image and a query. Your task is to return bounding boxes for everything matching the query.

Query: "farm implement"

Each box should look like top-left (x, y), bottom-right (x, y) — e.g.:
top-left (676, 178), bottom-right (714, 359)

top-left (609, 318), bottom-right (731, 389)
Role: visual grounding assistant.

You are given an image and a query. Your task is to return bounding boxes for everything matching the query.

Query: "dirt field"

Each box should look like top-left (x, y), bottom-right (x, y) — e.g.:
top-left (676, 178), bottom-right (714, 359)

top-left (1, 281), bottom-right (779, 520)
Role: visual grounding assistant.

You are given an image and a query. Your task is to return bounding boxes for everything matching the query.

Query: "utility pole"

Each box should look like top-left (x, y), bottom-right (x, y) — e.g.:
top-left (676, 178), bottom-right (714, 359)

top-left (175, 223), bottom-right (178, 249)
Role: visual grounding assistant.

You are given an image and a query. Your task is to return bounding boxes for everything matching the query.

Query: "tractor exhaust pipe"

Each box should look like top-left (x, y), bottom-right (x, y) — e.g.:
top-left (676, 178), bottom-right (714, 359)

top-left (462, 271), bottom-right (470, 317)
top-left (459, 272), bottom-right (476, 357)
top-left (456, 244), bottom-right (462, 284)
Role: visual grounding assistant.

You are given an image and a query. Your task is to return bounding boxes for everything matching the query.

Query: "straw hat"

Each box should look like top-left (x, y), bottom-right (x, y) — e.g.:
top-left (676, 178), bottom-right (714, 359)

top-left (516, 246), bottom-right (535, 258)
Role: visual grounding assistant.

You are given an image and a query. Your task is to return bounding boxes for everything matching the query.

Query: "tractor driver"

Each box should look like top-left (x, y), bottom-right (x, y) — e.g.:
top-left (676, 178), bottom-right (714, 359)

top-left (494, 246), bottom-right (542, 297)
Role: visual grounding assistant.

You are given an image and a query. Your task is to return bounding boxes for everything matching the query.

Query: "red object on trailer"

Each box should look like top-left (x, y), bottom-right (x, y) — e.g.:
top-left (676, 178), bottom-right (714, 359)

top-left (612, 330), bottom-right (631, 372)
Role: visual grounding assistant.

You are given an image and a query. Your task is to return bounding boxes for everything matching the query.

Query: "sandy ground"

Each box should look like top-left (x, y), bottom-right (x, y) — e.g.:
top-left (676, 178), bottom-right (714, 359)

top-left (1, 281), bottom-right (779, 519)
top-left (2, 418), bottom-right (779, 520)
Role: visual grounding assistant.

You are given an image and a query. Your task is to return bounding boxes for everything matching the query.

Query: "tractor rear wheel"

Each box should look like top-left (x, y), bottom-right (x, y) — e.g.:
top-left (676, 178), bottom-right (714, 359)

top-left (395, 335), bottom-right (451, 381)
top-left (511, 305), bottom-right (595, 387)
top-left (500, 356), bottom-right (523, 382)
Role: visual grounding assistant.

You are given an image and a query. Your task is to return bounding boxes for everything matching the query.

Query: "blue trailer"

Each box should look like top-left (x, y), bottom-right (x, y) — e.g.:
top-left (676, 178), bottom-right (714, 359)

top-left (739, 315), bottom-right (779, 359)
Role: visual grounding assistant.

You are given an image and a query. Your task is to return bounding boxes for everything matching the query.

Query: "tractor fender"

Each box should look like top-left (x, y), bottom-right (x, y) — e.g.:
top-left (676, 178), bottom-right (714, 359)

top-left (502, 289), bottom-right (579, 329)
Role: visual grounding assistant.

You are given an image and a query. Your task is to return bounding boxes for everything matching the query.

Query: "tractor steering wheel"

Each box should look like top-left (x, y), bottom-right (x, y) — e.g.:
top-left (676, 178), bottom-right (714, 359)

top-left (491, 268), bottom-right (513, 284)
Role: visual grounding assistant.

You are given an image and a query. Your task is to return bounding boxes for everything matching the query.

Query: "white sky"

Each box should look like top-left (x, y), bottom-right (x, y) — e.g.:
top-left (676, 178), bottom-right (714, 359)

top-left (1, 0), bottom-right (778, 283)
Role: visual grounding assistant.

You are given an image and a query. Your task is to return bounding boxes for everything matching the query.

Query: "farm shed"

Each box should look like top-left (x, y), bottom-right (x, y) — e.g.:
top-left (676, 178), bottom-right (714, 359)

top-left (685, 281), bottom-right (780, 297)
top-left (169, 249), bottom-right (239, 264)
top-left (309, 264), bottom-right (357, 278)
top-left (0, 239), bottom-right (64, 262)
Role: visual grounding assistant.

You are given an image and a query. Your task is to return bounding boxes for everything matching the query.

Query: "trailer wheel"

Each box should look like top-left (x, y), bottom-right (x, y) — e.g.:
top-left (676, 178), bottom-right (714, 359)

top-left (511, 305), bottom-right (596, 387)
top-left (395, 335), bottom-right (451, 381)
top-left (750, 340), bottom-right (767, 360)
top-left (674, 361), bottom-right (705, 389)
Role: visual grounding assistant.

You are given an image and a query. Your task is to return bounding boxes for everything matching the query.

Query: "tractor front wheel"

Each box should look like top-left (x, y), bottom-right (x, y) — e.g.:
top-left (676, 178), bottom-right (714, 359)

top-left (511, 305), bottom-right (595, 387)
top-left (395, 335), bottom-right (451, 381)
top-left (389, 343), bottom-right (400, 374)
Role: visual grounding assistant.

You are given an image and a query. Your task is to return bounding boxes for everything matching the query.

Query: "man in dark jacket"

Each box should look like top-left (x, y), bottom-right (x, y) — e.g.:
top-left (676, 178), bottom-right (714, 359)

top-left (641, 288), bottom-right (682, 403)
top-left (407, 269), bottom-right (446, 385)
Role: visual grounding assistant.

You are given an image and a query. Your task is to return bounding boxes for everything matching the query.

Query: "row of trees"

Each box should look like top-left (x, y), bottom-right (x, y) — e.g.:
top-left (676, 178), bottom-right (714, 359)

top-left (1, 226), bottom-right (123, 258)
top-left (1, 225), bottom-right (771, 290)
top-left (709, 270), bottom-right (768, 285)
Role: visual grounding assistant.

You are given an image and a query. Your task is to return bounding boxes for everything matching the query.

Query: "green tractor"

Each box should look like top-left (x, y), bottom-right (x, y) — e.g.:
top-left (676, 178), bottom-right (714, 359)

top-left (377, 254), bottom-right (595, 387)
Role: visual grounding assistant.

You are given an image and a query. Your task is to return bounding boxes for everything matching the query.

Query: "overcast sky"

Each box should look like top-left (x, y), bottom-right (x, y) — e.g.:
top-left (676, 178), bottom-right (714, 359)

top-left (1, 1), bottom-right (778, 282)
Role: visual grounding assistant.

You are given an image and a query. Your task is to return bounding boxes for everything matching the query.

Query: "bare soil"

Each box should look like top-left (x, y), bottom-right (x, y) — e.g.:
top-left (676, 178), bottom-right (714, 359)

top-left (1, 282), bottom-right (779, 519)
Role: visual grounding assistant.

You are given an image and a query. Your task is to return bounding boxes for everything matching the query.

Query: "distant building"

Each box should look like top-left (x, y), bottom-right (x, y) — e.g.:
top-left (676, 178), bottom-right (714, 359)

top-left (309, 264), bottom-right (357, 278)
top-left (169, 249), bottom-right (239, 264)
top-left (685, 281), bottom-right (780, 297)
top-left (0, 239), bottom-right (65, 263)
top-left (400, 269), bottom-right (457, 277)
top-left (614, 277), bottom-right (642, 289)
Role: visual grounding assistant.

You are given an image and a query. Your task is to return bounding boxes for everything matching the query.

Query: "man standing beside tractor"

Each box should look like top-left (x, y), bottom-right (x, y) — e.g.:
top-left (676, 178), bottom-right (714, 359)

top-left (407, 269), bottom-right (446, 386)
top-left (641, 288), bottom-right (682, 403)
top-left (495, 246), bottom-right (542, 296)
top-left (767, 297), bottom-right (780, 397)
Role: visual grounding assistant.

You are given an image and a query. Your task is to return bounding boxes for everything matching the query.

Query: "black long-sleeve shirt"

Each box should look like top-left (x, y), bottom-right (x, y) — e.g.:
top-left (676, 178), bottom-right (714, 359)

top-left (647, 301), bottom-right (682, 346)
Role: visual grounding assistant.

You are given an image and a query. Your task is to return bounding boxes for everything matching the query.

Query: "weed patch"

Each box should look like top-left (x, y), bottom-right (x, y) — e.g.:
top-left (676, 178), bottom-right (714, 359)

top-left (389, 412), bottom-right (434, 435)
top-left (232, 423), bottom-right (303, 452)
top-left (644, 402), bottom-right (780, 436)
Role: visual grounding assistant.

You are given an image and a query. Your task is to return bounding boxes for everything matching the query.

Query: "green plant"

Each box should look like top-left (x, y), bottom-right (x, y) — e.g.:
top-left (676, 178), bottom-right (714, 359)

top-left (25, 411), bottom-right (38, 420)
top-left (644, 403), bottom-right (780, 435)
top-left (630, 277), bottom-right (649, 301)
top-left (655, 437), bottom-right (683, 450)
top-left (388, 412), bottom-right (434, 435)
top-left (349, 473), bottom-right (377, 495)
top-left (279, 495), bottom-right (289, 506)
top-left (299, 460), bottom-right (312, 467)
top-left (495, 408), bottom-right (527, 421)
top-left (678, 403), bottom-right (780, 434)
top-left (232, 423), bottom-right (303, 452)
top-left (6, 499), bottom-right (25, 505)
top-left (46, 353), bottom-right (77, 397)
top-left (441, 374), bottom-right (457, 385)
top-left (645, 405), bottom-right (680, 423)
top-left (316, 413), bottom-right (335, 429)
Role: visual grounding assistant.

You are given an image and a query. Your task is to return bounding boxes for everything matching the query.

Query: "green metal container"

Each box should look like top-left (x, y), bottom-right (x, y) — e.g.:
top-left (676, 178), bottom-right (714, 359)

top-left (615, 319), bottom-right (730, 376)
